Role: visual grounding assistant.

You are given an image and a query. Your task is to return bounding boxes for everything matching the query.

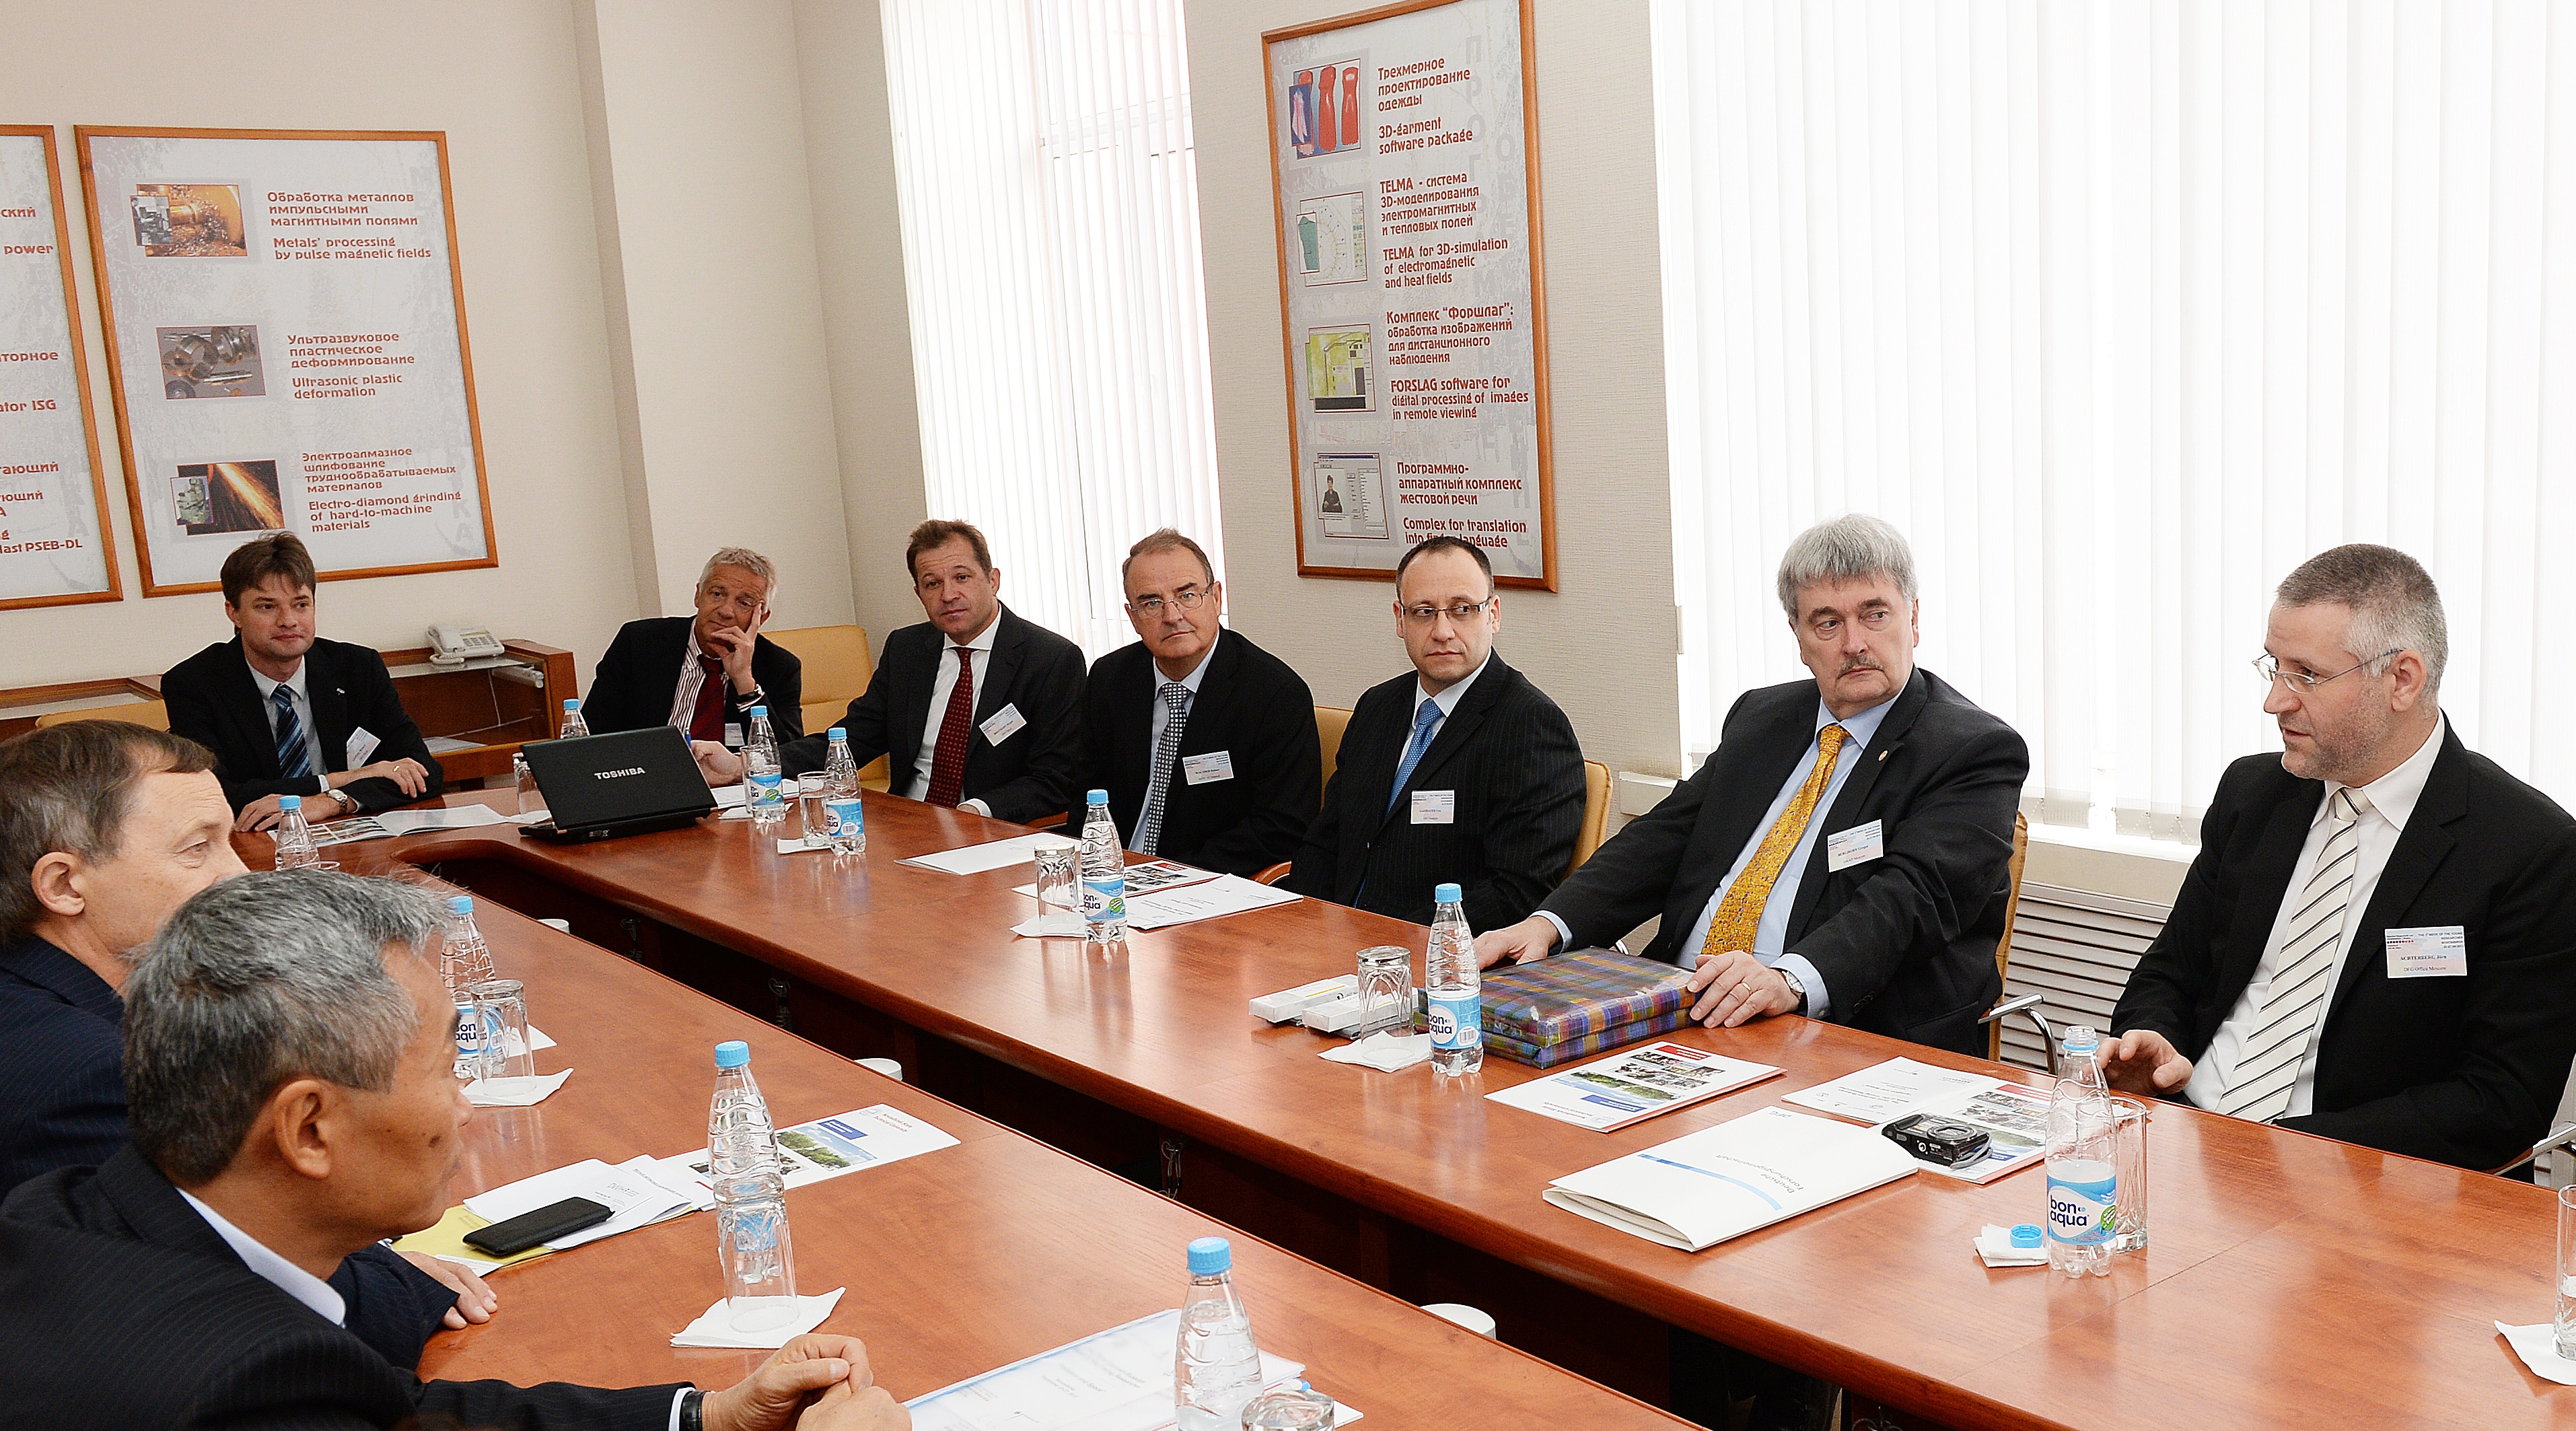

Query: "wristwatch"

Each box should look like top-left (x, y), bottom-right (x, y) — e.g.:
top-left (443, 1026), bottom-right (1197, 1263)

top-left (734, 682), bottom-right (764, 707)
top-left (1778, 965), bottom-right (1808, 1015)
top-left (324, 786), bottom-right (355, 814)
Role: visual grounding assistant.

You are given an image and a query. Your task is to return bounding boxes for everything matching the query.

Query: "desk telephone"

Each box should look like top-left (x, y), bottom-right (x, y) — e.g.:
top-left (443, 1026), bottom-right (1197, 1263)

top-left (427, 623), bottom-right (504, 666)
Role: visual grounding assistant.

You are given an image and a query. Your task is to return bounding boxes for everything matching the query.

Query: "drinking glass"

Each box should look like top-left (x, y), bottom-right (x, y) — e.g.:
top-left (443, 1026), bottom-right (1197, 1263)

top-left (2556, 1185), bottom-right (2576, 1358)
top-left (1032, 846), bottom-right (1080, 932)
top-left (512, 751), bottom-right (538, 815)
top-left (469, 979), bottom-right (532, 1082)
top-left (1353, 944), bottom-right (1414, 1037)
top-left (2110, 1094), bottom-right (2149, 1253)
top-left (1240, 1383), bottom-right (1336, 1430)
top-left (795, 775), bottom-right (831, 844)
top-left (716, 1171), bottom-right (799, 1332)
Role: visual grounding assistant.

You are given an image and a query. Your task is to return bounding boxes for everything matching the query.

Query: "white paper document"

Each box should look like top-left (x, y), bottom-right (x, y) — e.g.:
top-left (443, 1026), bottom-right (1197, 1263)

top-left (906, 1307), bottom-right (1360, 1430)
top-left (901, 833), bottom-right (1081, 876)
top-left (710, 783), bottom-right (748, 808)
top-left (656, 1103), bottom-right (961, 1199)
top-left (1544, 1106), bottom-right (1917, 1252)
top-left (1122, 874), bottom-right (1302, 931)
top-left (1011, 860), bottom-right (1221, 901)
top-left (464, 1070), bottom-right (571, 1107)
top-left (462, 1156), bottom-right (699, 1251)
top-left (1880, 1082), bottom-right (2054, 1183)
top-left (310, 804), bottom-right (530, 847)
top-left (1781, 1057), bottom-right (1999, 1125)
top-left (1487, 1043), bottom-right (1782, 1133)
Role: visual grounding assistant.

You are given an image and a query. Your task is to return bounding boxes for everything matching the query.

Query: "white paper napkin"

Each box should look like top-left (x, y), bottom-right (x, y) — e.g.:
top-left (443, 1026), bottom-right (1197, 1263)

top-left (1973, 1224), bottom-right (2048, 1268)
top-left (465, 1070), bottom-right (573, 1107)
top-left (2496, 1322), bottom-right (2576, 1385)
top-left (1011, 909), bottom-right (1087, 938)
top-left (1320, 1031), bottom-right (1433, 1072)
top-left (673, 1287), bottom-right (847, 1349)
top-left (775, 836), bottom-right (832, 855)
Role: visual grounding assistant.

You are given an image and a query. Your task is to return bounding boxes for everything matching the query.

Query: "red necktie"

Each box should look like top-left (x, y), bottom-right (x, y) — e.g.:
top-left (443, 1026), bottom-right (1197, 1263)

top-left (924, 647), bottom-right (975, 807)
top-left (688, 656), bottom-right (727, 740)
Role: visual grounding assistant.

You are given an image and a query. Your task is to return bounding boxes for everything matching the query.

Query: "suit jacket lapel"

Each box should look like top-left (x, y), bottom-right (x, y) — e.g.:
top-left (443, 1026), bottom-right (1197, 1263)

top-left (886, 624), bottom-right (939, 772)
top-left (973, 608), bottom-right (1028, 736)
top-left (213, 640), bottom-right (281, 780)
top-left (2222, 781), bottom-right (2324, 998)
top-left (2328, 728), bottom-right (2468, 1020)
top-left (1176, 629), bottom-right (1241, 757)
top-left (1373, 654), bottom-right (1506, 833)
top-left (306, 645), bottom-right (351, 773)
top-left (1786, 670), bottom-right (1930, 935)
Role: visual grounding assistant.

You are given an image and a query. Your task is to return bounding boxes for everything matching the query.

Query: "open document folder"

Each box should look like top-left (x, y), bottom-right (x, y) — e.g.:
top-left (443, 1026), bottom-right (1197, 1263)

top-left (1544, 1106), bottom-right (1916, 1251)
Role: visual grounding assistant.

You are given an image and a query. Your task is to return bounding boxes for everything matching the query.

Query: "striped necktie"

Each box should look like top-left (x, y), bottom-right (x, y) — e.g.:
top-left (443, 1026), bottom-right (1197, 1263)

top-left (1698, 724), bottom-right (1849, 961)
top-left (2219, 786), bottom-right (2371, 1123)
top-left (272, 685), bottom-right (314, 780)
top-left (1135, 683), bottom-right (1192, 855)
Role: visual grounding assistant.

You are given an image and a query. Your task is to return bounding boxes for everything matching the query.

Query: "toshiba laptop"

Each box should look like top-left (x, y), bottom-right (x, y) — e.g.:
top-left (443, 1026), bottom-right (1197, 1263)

top-left (520, 726), bottom-right (718, 843)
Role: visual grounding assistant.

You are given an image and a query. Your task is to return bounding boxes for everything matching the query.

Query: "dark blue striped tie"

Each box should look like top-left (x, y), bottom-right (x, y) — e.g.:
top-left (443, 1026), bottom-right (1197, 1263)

top-left (273, 685), bottom-right (313, 780)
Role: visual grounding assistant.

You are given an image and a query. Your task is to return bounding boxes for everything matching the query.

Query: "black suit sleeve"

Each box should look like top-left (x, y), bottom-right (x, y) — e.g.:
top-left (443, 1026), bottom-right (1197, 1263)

top-left (2110, 765), bottom-right (2254, 1055)
top-left (1543, 759), bottom-right (1717, 952)
top-left (1456, 694), bottom-right (1587, 935)
top-left (1192, 665), bottom-right (1320, 875)
top-left (329, 1243), bottom-right (455, 1372)
top-left (975, 639), bottom-right (1086, 825)
top-left (416, 1378), bottom-right (688, 1431)
top-left (336, 650), bottom-right (443, 815)
top-left (163, 662), bottom-right (312, 811)
top-left (580, 625), bottom-right (657, 735)
top-left (782, 650), bottom-right (898, 777)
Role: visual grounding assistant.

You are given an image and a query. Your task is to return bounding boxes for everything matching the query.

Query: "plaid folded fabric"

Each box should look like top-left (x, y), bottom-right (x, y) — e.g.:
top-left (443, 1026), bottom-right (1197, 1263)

top-left (1480, 948), bottom-right (1693, 1049)
top-left (1482, 1006), bottom-right (1691, 1068)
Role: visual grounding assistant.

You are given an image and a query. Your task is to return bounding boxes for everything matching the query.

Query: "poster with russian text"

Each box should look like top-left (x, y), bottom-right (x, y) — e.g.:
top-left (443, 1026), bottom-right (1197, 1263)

top-left (0, 127), bottom-right (118, 608)
top-left (1266, 0), bottom-right (1555, 588)
top-left (78, 129), bottom-right (494, 596)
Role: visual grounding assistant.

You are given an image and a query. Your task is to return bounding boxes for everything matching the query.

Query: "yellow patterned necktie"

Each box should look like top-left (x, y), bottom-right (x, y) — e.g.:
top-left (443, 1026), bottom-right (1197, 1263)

top-left (1699, 723), bottom-right (1851, 961)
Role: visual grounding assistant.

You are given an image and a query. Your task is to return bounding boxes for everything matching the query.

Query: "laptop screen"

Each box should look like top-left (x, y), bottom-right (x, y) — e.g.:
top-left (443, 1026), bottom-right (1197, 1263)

top-left (521, 726), bottom-right (717, 829)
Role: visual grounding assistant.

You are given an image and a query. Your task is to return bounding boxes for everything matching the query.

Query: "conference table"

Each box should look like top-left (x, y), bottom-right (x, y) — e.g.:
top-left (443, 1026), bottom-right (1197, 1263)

top-left (320, 790), bottom-right (2576, 1430)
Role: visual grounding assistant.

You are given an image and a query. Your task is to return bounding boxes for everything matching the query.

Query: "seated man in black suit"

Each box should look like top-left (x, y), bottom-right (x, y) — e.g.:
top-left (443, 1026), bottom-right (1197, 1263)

top-left (0, 721), bottom-right (494, 1368)
top-left (1281, 536), bottom-right (1584, 930)
top-left (705, 520), bottom-right (1083, 825)
top-left (580, 545), bottom-right (804, 757)
top-left (163, 532), bottom-right (443, 833)
top-left (1478, 514), bottom-right (2028, 1059)
top-left (2104, 545), bottom-right (2576, 1171)
top-left (1069, 529), bottom-right (1318, 876)
top-left (0, 868), bottom-right (906, 1431)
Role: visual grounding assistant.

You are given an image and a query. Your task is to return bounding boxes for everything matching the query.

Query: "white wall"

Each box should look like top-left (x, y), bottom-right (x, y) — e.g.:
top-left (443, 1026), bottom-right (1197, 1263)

top-left (0, 0), bottom-right (639, 687)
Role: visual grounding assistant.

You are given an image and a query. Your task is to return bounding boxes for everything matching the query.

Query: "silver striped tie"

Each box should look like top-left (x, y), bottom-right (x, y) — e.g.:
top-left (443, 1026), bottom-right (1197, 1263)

top-left (1135, 683), bottom-right (1191, 856)
top-left (2219, 786), bottom-right (2371, 1123)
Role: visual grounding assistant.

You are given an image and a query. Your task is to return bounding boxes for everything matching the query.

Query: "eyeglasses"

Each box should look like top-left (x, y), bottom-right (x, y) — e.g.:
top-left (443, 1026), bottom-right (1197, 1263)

top-left (2252, 650), bottom-right (2401, 693)
top-left (1129, 587), bottom-right (1209, 618)
top-left (1400, 599), bottom-right (1493, 628)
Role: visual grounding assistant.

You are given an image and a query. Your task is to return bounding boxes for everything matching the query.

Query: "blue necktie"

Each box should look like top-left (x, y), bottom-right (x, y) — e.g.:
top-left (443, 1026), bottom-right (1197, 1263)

top-left (273, 685), bottom-right (313, 780)
top-left (1385, 697), bottom-right (1444, 814)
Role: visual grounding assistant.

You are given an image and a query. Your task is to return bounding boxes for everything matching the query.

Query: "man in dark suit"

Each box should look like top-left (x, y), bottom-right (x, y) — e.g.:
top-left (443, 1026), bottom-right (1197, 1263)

top-left (0, 722), bottom-right (491, 1370)
top-left (2105, 545), bottom-right (2576, 1171)
top-left (0, 868), bottom-right (906, 1431)
top-left (1282, 536), bottom-right (1584, 930)
top-left (162, 532), bottom-right (443, 833)
top-left (1069, 529), bottom-right (1318, 876)
top-left (579, 545), bottom-right (805, 755)
top-left (709, 520), bottom-right (1084, 825)
top-left (1479, 515), bottom-right (2028, 1059)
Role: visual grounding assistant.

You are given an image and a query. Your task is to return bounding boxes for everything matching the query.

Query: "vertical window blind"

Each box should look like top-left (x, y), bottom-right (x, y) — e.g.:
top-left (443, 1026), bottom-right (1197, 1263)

top-left (882, 0), bottom-right (1224, 660)
top-left (1653, 0), bottom-right (2576, 841)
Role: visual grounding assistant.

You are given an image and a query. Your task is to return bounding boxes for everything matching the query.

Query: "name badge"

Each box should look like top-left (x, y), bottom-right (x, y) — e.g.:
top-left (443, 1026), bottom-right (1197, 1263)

top-left (978, 703), bottom-right (1026, 745)
top-left (1182, 751), bottom-right (1235, 785)
top-left (2385, 925), bottom-right (2468, 979)
top-left (1412, 790), bottom-right (1455, 825)
top-left (1825, 819), bottom-right (1885, 872)
top-left (345, 726), bottom-right (382, 767)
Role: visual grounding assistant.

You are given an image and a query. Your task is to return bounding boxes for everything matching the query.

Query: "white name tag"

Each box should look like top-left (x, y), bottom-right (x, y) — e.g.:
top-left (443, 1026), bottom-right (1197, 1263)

top-left (2385, 925), bottom-right (2468, 979)
top-left (1825, 819), bottom-right (1885, 872)
top-left (978, 703), bottom-right (1026, 745)
top-left (1412, 790), bottom-right (1455, 824)
top-left (345, 726), bottom-right (382, 767)
top-left (1182, 751), bottom-right (1235, 785)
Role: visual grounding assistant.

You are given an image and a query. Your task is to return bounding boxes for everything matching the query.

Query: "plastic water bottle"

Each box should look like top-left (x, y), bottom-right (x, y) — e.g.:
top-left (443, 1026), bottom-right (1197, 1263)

top-left (708, 1039), bottom-right (782, 1177)
top-left (441, 896), bottom-right (497, 1079)
top-left (1079, 790), bottom-right (1127, 950)
top-left (2045, 1026), bottom-right (2120, 1277)
top-left (744, 706), bottom-right (785, 828)
top-left (822, 726), bottom-right (859, 796)
top-left (819, 728), bottom-right (865, 855)
top-left (1425, 882), bottom-right (1482, 1076)
top-left (1173, 1236), bottom-right (1263, 1430)
top-left (272, 795), bottom-right (322, 870)
top-left (559, 698), bottom-right (589, 739)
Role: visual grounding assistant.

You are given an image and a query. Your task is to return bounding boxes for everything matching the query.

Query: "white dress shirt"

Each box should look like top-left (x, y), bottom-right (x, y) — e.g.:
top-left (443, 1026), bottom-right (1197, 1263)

top-left (2185, 713), bottom-right (2447, 1120)
top-left (246, 655), bottom-right (328, 794)
top-left (1539, 693), bottom-right (1896, 1019)
top-left (1412, 652), bottom-right (1489, 735)
top-left (1130, 635), bottom-right (1219, 853)
top-left (909, 613), bottom-right (1002, 816)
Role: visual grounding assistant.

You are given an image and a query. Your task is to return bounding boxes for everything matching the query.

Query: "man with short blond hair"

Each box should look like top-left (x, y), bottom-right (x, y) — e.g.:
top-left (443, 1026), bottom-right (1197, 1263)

top-left (581, 545), bottom-right (806, 753)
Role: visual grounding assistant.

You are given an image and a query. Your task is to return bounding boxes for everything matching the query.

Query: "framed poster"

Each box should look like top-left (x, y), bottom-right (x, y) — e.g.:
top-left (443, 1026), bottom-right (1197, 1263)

top-left (0, 125), bottom-right (120, 609)
top-left (1265, 0), bottom-right (1556, 589)
top-left (76, 127), bottom-right (495, 596)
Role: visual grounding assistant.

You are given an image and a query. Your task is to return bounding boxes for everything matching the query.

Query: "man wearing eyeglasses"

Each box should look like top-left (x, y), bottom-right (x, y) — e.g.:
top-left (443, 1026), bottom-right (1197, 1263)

top-left (1476, 514), bottom-right (2028, 1059)
top-left (2102, 545), bottom-right (2576, 1171)
top-left (1068, 530), bottom-right (1319, 876)
top-left (1281, 536), bottom-right (1585, 930)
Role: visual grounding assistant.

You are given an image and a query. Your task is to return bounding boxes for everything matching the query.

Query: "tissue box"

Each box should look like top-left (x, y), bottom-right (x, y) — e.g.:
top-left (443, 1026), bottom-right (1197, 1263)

top-left (1250, 974), bottom-right (1358, 1024)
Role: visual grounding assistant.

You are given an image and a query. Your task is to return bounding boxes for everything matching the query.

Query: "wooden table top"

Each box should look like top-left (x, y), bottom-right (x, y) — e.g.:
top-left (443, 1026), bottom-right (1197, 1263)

top-left (312, 792), bottom-right (2576, 1430)
top-left (397, 888), bottom-right (1688, 1428)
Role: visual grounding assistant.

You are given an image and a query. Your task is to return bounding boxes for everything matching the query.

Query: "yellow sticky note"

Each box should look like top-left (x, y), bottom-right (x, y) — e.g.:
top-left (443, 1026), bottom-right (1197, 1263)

top-left (391, 1203), bottom-right (552, 1269)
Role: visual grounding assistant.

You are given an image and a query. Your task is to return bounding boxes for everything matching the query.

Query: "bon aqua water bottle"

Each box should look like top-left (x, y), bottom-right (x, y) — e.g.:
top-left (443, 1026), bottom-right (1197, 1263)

top-left (1080, 790), bottom-right (1127, 950)
top-left (272, 795), bottom-right (322, 871)
top-left (2045, 1026), bottom-right (2120, 1277)
top-left (822, 727), bottom-right (864, 853)
top-left (441, 896), bottom-right (497, 1078)
top-left (559, 698), bottom-right (589, 739)
top-left (744, 707), bottom-right (785, 829)
top-left (1425, 882), bottom-right (1482, 1076)
top-left (1173, 1236), bottom-right (1263, 1430)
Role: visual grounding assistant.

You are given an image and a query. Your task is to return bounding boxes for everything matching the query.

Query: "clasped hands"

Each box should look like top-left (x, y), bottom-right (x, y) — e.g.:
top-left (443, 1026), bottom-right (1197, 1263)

top-left (235, 758), bottom-right (433, 832)
top-left (703, 1334), bottom-right (909, 1431)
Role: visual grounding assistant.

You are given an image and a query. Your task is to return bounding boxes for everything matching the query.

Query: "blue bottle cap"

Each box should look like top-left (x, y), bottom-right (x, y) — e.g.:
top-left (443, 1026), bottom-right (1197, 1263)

top-left (713, 1040), bottom-right (751, 1069)
top-left (2061, 1025), bottom-right (2102, 1054)
top-left (448, 895), bottom-right (473, 915)
top-left (1434, 882), bottom-right (1462, 904)
top-left (563, 698), bottom-right (580, 711)
top-left (279, 794), bottom-right (301, 810)
top-left (1088, 789), bottom-right (1110, 804)
top-left (1186, 1236), bottom-right (1231, 1275)
top-left (828, 727), bottom-right (846, 740)
top-left (2010, 1224), bottom-right (2042, 1249)
top-left (750, 705), bottom-right (768, 718)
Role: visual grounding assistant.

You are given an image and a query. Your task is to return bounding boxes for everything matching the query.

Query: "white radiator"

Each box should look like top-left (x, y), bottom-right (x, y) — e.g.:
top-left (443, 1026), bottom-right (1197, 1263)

top-left (1997, 881), bottom-right (2172, 1072)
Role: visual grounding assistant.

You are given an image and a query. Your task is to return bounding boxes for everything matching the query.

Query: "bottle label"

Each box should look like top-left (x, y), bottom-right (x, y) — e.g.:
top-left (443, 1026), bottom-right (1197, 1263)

top-left (749, 771), bottom-right (783, 808)
top-left (1427, 991), bottom-right (1480, 1049)
top-left (825, 799), bottom-right (863, 836)
top-left (2045, 1160), bottom-right (2118, 1246)
top-left (1083, 875), bottom-right (1126, 921)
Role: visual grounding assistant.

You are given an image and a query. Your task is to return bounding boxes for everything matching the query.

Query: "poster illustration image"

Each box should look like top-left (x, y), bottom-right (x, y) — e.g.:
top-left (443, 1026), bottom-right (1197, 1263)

top-left (173, 460), bottom-right (283, 535)
top-left (1296, 191), bottom-right (1365, 286)
top-left (157, 324), bottom-right (265, 398)
top-left (1289, 59), bottom-right (1366, 160)
top-left (1305, 326), bottom-right (1372, 412)
top-left (129, 184), bottom-right (246, 257)
top-left (0, 125), bottom-right (120, 608)
top-left (1312, 453), bottom-right (1388, 540)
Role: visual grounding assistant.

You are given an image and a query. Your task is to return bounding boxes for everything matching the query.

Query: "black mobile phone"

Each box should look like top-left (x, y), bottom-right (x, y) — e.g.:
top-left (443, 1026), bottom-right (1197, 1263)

top-left (1882, 1113), bottom-right (1991, 1168)
top-left (462, 1195), bottom-right (613, 1256)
